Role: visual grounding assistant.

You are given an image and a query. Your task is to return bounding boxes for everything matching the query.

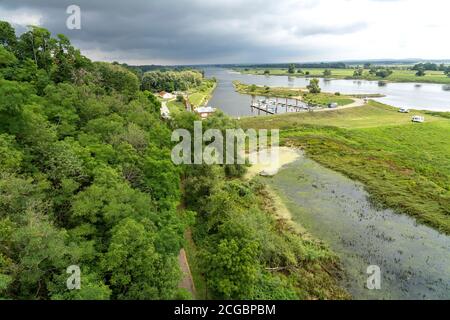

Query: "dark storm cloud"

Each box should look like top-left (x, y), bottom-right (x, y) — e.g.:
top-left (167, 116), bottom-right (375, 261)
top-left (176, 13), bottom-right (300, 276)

top-left (0, 0), bottom-right (366, 64)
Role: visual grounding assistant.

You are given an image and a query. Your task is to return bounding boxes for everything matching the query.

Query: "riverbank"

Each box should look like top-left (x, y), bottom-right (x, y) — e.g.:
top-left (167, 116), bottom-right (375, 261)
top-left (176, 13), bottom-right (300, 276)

top-left (234, 78), bottom-right (395, 114)
top-left (188, 78), bottom-right (217, 107)
top-left (236, 68), bottom-right (450, 85)
top-left (233, 81), bottom-right (382, 108)
top-left (166, 78), bottom-right (217, 115)
top-left (240, 101), bottom-right (450, 234)
top-left (204, 68), bottom-right (450, 115)
top-left (262, 154), bottom-right (450, 299)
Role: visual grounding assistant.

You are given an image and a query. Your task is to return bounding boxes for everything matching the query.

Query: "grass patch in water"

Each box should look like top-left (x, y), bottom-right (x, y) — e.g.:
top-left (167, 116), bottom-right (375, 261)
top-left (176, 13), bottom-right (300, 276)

top-left (240, 101), bottom-right (450, 234)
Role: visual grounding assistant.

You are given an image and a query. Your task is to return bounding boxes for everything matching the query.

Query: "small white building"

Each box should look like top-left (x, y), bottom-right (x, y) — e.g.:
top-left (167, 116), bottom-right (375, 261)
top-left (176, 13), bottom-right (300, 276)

top-left (158, 91), bottom-right (175, 100)
top-left (411, 115), bottom-right (425, 123)
top-left (195, 106), bottom-right (216, 119)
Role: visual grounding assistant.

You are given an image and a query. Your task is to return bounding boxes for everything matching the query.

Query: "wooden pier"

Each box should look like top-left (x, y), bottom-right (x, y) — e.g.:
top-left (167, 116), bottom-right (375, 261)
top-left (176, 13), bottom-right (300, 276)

top-left (251, 97), bottom-right (310, 115)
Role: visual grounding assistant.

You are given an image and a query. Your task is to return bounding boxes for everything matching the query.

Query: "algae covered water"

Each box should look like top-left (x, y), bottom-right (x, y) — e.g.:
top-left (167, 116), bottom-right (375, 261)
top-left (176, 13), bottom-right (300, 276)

top-left (262, 154), bottom-right (450, 300)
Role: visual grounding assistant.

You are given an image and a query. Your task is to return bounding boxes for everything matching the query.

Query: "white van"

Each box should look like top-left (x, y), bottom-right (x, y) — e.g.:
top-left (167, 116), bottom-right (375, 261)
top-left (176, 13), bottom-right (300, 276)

top-left (411, 116), bottom-right (425, 123)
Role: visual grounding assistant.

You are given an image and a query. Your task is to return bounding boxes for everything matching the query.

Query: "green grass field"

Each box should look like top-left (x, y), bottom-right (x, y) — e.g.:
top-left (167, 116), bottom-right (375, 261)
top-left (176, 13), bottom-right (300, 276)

top-left (188, 79), bottom-right (217, 107)
top-left (302, 93), bottom-right (354, 107)
top-left (238, 68), bottom-right (450, 84)
top-left (240, 101), bottom-right (450, 234)
top-left (167, 100), bottom-right (185, 114)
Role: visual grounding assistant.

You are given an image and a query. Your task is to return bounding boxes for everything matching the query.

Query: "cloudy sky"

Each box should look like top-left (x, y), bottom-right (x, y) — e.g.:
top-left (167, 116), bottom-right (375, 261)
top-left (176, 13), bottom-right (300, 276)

top-left (0, 0), bottom-right (449, 65)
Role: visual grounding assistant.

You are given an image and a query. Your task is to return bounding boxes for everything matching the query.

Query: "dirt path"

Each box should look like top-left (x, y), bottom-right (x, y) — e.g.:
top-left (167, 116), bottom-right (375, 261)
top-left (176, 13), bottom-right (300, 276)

top-left (178, 248), bottom-right (196, 297)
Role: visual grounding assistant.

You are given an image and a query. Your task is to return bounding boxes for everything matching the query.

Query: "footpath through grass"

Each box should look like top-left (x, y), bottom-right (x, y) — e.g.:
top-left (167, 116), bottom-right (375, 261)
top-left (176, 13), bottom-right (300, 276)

top-left (240, 101), bottom-right (450, 234)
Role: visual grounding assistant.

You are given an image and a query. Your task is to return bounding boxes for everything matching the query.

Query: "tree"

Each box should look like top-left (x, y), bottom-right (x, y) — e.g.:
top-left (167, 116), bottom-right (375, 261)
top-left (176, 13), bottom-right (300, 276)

top-left (288, 64), bottom-right (296, 74)
top-left (0, 79), bottom-right (35, 115)
top-left (17, 26), bottom-right (55, 72)
top-left (416, 68), bottom-right (426, 77)
top-left (51, 34), bottom-right (89, 84)
top-left (307, 78), bottom-right (321, 93)
top-left (0, 46), bottom-right (17, 67)
top-left (0, 211), bottom-right (73, 299)
top-left (412, 63), bottom-right (438, 71)
top-left (353, 68), bottom-right (364, 77)
top-left (375, 68), bottom-right (393, 78)
top-left (95, 62), bottom-right (139, 97)
top-left (141, 70), bottom-right (203, 92)
top-left (0, 21), bottom-right (17, 50)
top-left (202, 238), bottom-right (259, 299)
top-left (323, 69), bottom-right (332, 77)
top-left (444, 67), bottom-right (450, 77)
top-left (100, 218), bottom-right (180, 299)
top-left (0, 134), bottom-right (23, 173)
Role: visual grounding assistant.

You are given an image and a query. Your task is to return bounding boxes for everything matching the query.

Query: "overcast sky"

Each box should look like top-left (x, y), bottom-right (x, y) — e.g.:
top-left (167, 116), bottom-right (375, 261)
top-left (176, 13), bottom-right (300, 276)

top-left (0, 0), bottom-right (449, 65)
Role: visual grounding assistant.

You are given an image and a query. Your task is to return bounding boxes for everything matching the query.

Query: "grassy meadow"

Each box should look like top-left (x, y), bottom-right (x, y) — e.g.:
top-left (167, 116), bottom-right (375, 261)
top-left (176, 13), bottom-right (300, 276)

top-left (238, 68), bottom-right (450, 84)
top-left (240, 101), bottom-right (450, 234)
top-left (188, 78), bottom-right (217, 107)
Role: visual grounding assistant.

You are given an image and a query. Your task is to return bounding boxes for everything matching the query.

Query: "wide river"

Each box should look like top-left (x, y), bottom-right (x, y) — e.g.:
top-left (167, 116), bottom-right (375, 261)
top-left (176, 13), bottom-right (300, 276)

top-left (205, 68), bottom-right (450, 299)
top-left (205, 68), bottom-right (450, 116)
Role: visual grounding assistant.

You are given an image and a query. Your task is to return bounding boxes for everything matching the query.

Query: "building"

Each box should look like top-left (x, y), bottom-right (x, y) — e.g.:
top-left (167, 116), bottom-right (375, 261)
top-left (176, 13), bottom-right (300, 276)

top-left (195, 106), bottom-right (216, 119)
top-left (158, 91), bottom-right (175, 100)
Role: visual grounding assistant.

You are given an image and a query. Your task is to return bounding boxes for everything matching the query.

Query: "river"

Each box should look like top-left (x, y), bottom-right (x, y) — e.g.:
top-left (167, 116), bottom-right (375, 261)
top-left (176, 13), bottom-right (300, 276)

top-left (260, 154), bottom-right (450, 300)
top-left (205, 68), bottom-right (450, 116)
top-left (205, 68), bottom-right (450, 299)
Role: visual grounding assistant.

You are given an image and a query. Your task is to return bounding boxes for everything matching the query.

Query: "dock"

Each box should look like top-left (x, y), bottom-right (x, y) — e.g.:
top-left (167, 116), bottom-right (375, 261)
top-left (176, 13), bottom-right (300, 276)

top-left (251, 97), bottom-right (311, 115)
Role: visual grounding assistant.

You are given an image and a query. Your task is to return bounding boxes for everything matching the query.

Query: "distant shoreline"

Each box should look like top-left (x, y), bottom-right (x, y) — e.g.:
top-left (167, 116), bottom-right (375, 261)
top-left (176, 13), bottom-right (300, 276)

top-left (233, 67), bottom-right (450, 85)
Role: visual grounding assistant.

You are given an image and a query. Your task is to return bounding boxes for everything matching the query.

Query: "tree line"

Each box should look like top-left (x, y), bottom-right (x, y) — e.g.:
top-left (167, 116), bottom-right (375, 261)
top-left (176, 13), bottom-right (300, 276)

top-left (141, 70), bottom-right (204, 92)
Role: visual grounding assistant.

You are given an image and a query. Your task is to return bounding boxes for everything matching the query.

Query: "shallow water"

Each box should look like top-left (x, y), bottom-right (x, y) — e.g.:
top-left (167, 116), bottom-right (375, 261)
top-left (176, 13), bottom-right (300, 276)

top-left (262, 154), bottom-right (450, 300)
top-left (205, 68), bottom-right (450, 116)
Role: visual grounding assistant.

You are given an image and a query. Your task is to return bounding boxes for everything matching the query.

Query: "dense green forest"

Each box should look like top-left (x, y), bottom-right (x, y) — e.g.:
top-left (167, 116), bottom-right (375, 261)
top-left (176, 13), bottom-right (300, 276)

top-left (0, 22), bottom-right (346, 300)
top-left (0, 21), bottom-right (187, 299)
top-left (141, 70), bottom-right (204, 92)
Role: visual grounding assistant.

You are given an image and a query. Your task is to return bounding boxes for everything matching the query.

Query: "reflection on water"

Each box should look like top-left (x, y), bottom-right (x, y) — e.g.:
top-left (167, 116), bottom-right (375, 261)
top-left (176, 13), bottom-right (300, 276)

top-left (205, 68), bottom-right (450, 116)
top-left (263, 155), bottom-right (450, 300)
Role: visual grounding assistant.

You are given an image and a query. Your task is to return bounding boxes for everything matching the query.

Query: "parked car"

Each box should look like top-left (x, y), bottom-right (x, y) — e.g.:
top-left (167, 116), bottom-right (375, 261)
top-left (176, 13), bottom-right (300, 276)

top-left (328, 102), bottom-right (338, 108)
top-left (399, 108), bottom-right (410, 113)
top-left (411, 116), bottom-right (425, 123)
